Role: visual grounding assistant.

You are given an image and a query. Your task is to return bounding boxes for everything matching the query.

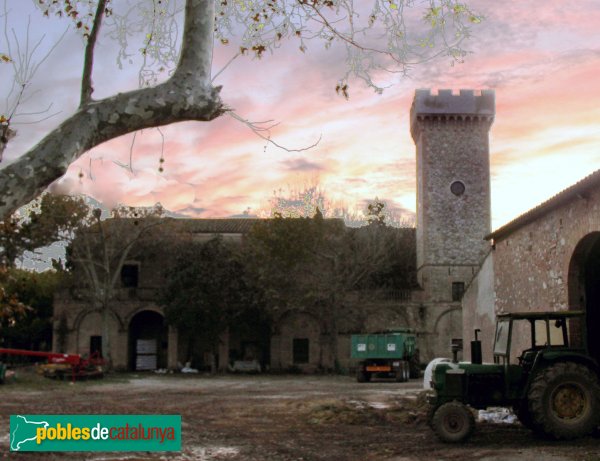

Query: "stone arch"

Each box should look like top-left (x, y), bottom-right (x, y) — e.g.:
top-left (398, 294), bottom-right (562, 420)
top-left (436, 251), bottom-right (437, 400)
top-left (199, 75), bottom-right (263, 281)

top-left (128, 310), bottom-right (168, 371)
top-left (567, 232), bottom-right (600, 363)
top-left (433, 307), bottom-right (462, 334)
top-left (227, 306), bottom-right (272, 369)
top-left (74, 308), bottom-right (124, 360)
top-left (124, 305), bottom-right (165, 326)
top-left (427, 307), bottom-right (462, 360)
top-left (73, 307), bottom-right (125, 333)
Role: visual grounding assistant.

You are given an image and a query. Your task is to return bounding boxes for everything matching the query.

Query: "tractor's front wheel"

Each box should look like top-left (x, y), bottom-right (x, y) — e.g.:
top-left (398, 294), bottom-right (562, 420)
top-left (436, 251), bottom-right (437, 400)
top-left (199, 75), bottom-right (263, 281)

top-left (431, 401), bottom-right (475, 443)
top-left (527, 362), bottom-right (600, 439)
top-left (513, 403), bottom-right (536, 431)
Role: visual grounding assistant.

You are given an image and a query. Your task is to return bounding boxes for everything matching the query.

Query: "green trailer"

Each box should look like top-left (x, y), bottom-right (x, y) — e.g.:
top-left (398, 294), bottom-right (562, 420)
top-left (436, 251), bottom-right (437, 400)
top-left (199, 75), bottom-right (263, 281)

top-left (351, 330), bottom-right (419, 382)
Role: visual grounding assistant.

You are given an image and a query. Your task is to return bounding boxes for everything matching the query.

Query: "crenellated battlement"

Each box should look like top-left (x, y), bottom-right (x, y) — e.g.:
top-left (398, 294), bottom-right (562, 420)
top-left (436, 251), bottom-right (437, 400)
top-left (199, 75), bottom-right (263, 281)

top-left (410, 89), bottom-right (495, 140)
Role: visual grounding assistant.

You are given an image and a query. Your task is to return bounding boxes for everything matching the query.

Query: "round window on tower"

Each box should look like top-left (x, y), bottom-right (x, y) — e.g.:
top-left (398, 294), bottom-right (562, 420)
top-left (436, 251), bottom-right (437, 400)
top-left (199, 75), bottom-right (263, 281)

top-left (450, 181), bottom-right (465, 196)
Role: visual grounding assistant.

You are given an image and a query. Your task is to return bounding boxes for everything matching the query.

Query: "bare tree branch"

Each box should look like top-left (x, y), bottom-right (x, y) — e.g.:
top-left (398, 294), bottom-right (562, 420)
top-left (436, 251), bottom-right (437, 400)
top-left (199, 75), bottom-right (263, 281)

top-left (80, 0), bottom-right (108, 106)
top-left (229, 111), bottom-right (322, 153)
top-left (0, 0), bottom-right (223, 219)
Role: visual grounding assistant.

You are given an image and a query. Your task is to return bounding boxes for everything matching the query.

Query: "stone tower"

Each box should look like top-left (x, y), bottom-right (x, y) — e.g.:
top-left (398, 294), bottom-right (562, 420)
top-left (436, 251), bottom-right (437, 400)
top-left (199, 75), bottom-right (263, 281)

top-left (410, 89), bottom-right (495, 302)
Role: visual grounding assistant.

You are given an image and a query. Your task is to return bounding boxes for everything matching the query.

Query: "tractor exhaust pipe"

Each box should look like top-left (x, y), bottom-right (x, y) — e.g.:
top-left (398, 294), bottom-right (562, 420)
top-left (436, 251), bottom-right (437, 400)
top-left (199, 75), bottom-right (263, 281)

top-left (471, 329), bottom-right (482, 364)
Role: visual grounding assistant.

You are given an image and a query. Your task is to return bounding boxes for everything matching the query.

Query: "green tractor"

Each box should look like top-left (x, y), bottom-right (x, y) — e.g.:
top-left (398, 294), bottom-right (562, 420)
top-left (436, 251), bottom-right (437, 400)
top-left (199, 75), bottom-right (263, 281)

top-left (428, 310), bottom-right (600, 442)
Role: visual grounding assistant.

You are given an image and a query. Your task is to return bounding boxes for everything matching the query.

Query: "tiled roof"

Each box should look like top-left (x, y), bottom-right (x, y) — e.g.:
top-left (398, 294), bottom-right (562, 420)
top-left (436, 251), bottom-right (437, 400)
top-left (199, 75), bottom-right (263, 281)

top-left (487, 169), bottom-right (600, 242)
top-left (164, 218), bottom-right (264, 234)
top-left (164, 217), bottom-right (347, 234)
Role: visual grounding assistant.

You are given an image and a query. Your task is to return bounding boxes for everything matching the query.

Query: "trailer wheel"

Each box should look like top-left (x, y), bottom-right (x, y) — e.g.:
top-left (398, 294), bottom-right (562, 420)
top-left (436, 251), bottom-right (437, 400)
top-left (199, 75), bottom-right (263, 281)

top-left (432, 401), bottom-right (475, 443)
top-left (395, 362), bottom-right (407, 382)
top-left (527, 362), bottom-right (600, 439)
top-left (404, 362), bottom-right (411, 381)
top-left (357, 370), bottom-right (371, 383)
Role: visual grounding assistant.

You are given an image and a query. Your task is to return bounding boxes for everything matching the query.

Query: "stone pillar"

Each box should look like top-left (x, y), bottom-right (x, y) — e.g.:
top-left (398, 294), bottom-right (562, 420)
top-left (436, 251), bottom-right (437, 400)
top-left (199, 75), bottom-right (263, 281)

top-left (167, 326), bottom-right (178, 369)
top-left (218, 329), bottom-right (229, 371)
top-left (270, 335), bottom-right (282, 371)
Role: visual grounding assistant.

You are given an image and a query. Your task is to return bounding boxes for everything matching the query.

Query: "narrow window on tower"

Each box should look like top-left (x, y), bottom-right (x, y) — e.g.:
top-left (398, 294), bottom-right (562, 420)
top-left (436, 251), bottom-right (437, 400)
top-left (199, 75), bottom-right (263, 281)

top-left (452, 282), bottom-right (465, 302)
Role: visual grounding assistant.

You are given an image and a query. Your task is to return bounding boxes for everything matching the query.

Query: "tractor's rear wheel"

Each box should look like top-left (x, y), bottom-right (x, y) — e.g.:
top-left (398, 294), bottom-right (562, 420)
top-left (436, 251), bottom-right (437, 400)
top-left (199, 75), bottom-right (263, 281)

top-left (431, 401), bottom-right (475, 443)
top-left (527, 362), bottom-right (600, 439)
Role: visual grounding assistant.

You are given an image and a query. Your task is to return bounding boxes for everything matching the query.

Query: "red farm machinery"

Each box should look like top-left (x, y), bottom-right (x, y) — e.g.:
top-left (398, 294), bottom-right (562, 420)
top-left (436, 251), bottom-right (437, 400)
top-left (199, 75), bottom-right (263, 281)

top-left (0, 348), bottom-right (105, 383)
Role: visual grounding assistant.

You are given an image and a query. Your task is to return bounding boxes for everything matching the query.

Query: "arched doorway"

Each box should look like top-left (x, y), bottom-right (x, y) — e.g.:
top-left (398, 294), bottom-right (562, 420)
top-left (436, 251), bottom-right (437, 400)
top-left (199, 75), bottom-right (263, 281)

top-left (228, 307), bottom-right (271, 370)
top-left (568, 232), bottom-right (600, 364)
top-left (128, 310), bottom-right (168, 371)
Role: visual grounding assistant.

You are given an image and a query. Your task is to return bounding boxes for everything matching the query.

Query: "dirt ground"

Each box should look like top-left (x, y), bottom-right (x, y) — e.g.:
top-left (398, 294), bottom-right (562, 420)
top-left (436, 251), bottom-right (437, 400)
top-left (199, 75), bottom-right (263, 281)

top-left (1, 371), bottom-right (599, 461)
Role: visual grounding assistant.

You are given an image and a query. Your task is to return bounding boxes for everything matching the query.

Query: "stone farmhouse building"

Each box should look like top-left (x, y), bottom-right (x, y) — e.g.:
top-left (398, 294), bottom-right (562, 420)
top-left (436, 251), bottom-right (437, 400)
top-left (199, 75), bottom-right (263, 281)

top-left (53, 89), bottom-right (498, 372)
top-left (463, 169), bottom-right (600, 366)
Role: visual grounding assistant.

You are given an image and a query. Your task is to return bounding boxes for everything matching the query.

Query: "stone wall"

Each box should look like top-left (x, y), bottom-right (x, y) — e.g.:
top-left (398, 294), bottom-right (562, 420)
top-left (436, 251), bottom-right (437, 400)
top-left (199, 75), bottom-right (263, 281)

top-left (492, 186), bottom-right (600, 313)
top-left (461, 252), bottom-right (495, 362)
top-left (339, 298), bottom-right (463, 368)
top-left (52, 294), bottom-right (172, 370)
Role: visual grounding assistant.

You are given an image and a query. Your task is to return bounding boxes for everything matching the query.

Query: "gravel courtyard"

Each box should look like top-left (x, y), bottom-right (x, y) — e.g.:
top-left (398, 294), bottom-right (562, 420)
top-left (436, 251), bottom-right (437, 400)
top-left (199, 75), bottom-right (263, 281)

top-left (1, 371), bottom-right (599, 460)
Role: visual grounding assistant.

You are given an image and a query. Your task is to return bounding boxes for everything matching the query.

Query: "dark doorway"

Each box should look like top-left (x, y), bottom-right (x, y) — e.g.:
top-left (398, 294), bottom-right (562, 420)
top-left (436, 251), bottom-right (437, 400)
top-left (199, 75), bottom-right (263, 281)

top-left (568, 232), bottom-right (600, 364)
top-left (90, 335), bottom-right (102, 357)
top-left (293, 338), bottom-right (309, 364)
top-left (584, 237), bottom-right (600, 363)
top-left (128, 311), bottom-right (167, 371)
top-left (228, 308), bottom-right (271, 370)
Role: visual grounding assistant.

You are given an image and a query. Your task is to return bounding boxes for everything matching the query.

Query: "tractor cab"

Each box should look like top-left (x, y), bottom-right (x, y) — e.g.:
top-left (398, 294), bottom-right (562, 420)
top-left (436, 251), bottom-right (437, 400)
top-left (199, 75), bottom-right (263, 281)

top-left (494, 311), bottom-right (587, 368)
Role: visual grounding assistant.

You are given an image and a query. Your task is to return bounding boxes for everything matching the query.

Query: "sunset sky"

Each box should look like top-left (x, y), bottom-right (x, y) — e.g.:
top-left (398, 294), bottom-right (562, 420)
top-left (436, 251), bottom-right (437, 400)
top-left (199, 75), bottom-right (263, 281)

top-left (3, 1), bottom-right (600, 230)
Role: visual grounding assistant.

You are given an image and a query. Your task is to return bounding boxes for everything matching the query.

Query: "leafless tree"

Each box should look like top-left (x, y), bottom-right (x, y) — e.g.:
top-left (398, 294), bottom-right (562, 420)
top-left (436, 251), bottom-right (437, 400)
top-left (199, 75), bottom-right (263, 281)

top-left (0, 1), bottom-right (66, 162)
top-left (67, 203), bottom-right (164, 366)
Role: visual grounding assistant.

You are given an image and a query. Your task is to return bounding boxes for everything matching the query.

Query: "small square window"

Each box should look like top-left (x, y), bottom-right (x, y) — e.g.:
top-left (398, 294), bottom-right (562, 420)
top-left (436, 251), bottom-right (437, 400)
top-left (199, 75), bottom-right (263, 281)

top-left (293, 338), bottom-right (309, 364)
top-left (121, 264), bottom-right (139, 288)
top-left (452, 282), bottom-right (465, 302)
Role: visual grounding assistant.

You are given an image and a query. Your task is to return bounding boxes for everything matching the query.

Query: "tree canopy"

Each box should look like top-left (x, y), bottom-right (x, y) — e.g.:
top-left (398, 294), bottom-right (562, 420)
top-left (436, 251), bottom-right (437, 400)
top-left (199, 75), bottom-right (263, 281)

top-left (243, 209), bottom-right (416, 365)
top-left (159, 235), bottom-right (261, 369)
top-left (0, 193), bottom-right (89, 267)
top-left (0, 267), bottom-right (60, 351)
